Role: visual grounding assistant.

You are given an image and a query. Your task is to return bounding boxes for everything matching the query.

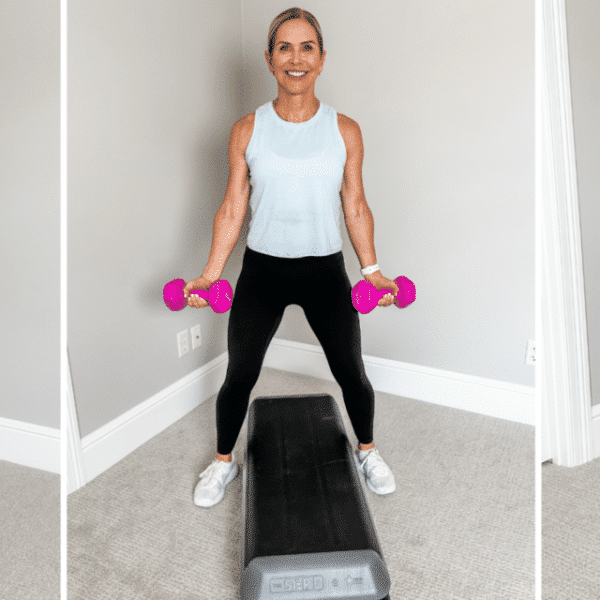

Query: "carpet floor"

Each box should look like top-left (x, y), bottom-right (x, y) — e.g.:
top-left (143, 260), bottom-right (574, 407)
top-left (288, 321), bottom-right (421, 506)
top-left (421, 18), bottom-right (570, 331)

top-left (542, 458), bottom-right (600, 599)
top-left (68, 367), bottom-right (534, 599)
top-left (0, 460), bottom-right (60, 600)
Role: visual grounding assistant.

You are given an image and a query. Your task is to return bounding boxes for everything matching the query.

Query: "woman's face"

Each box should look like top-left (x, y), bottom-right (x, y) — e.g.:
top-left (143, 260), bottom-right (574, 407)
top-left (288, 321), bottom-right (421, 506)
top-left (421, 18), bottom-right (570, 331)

top-left (265, 19), bottom-right (326, 94)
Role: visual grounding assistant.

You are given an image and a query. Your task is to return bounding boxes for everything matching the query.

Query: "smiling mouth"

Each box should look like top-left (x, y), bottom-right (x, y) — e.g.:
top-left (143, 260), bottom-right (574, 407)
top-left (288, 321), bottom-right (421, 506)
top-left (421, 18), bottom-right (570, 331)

top-left (285, 71), bottom-right (308, 78)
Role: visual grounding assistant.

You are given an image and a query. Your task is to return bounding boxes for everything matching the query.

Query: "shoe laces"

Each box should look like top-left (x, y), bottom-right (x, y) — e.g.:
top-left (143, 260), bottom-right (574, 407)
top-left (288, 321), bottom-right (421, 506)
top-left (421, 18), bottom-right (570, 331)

top-left (359, 448), bottom-right (389, 477)
top-left (199, 459), bottom-right (231, 485)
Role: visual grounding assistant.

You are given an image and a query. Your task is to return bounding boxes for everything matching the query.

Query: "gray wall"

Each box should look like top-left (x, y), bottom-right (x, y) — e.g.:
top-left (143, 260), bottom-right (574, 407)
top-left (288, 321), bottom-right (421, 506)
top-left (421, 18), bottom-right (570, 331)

top-left (69, 0), bottom-right (534, 439)
top-left (565, 0), bottom-right (600, 406)
top-left (0, 0), bottom-right (60, 429)
top-left (68, 0), bottom-right (244, 438)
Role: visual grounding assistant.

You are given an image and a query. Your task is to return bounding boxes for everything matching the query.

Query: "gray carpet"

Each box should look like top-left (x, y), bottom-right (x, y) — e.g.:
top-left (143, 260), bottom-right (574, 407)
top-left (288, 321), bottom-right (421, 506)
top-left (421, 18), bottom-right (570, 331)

top-left (68, 367), bottom-right (534, 599)
top-left (542, 458), bottom-right (600, 600)
top-left (0, 460), bottom-right (60, 600)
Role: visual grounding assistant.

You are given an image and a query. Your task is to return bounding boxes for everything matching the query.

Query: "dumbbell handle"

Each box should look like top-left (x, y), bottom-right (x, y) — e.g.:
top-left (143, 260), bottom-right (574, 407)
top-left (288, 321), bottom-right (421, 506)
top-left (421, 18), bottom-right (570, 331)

top-left (187, 289), bottom-right (209, 301)
top-left (186, 286), bottom-right (233, 312)
top-left (163, 278), bottom-right (233, 313)
top-left (352, 276), bottom-right (416, 314)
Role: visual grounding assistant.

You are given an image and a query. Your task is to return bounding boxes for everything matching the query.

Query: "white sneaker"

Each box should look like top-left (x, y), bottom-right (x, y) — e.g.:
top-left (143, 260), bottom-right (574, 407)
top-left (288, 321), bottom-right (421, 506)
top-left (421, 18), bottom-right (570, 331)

top-left (354, 447), bottom-right (396, 495)
top-left (194, 455), bottom-right (239, 507)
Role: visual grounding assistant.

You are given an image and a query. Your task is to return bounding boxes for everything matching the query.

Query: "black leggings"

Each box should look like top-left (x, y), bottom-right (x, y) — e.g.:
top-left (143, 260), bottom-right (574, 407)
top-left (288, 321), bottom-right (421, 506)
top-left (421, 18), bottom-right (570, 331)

top-left (215, 247), bottom-right (375, 455)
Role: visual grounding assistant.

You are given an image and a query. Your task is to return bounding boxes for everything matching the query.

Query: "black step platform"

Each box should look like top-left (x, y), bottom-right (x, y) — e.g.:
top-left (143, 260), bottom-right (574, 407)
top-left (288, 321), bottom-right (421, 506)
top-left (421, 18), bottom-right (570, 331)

top-left (240, 393), bottom-right (391, 600)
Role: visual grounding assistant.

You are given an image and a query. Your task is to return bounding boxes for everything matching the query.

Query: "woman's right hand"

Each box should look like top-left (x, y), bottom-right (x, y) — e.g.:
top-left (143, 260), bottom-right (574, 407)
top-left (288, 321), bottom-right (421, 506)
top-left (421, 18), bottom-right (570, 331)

top-left (183, 276), bottom-right (214, 309)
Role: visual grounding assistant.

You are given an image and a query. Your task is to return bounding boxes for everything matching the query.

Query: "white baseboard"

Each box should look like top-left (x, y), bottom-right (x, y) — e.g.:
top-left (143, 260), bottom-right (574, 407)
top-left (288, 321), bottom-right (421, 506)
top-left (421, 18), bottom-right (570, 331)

top-left (79, 351), bottom-right (229, 486)
top-left (74, 337), bottom-right (534, 492)
top-left (263, 339), bottom-right (535, 426)
top-left (0, 417), bottom-right (60, 474)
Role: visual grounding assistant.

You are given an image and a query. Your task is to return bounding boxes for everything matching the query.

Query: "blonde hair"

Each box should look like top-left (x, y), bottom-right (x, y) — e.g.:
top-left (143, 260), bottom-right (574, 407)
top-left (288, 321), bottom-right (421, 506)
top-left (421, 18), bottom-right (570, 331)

top-left (267, 7), bottom-right (323, 60)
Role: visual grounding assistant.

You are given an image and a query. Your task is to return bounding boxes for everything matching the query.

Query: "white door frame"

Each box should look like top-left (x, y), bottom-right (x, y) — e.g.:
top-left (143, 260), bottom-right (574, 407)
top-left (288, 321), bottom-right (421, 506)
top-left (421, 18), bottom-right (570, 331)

top-left (540, 0), bottom-right (594, 467)
top-left (65, 348), bottom-right (87, 493)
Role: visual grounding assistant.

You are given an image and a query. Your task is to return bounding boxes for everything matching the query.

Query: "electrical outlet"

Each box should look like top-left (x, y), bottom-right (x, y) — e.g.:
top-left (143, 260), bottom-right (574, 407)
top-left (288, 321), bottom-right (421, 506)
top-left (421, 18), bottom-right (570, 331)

top-left (525, 340), bottom-right (536, 366)
top-left (177, 330), bottom-right (190, 358)
top-left (191, 324), bottom-right (201, 350)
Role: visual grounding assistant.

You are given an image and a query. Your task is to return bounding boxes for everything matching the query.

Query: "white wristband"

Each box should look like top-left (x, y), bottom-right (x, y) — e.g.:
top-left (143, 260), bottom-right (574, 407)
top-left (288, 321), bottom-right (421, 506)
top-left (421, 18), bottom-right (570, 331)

top-left (361, 263), bottom-right (379, 276)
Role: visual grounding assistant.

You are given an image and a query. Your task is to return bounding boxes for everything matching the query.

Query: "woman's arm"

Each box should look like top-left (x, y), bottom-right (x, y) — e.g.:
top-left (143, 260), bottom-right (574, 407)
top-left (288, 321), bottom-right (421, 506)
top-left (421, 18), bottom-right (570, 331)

top-left (338, 114), bottom-right (399, 303)
top-left (338, 114), bottom-right (379, 273)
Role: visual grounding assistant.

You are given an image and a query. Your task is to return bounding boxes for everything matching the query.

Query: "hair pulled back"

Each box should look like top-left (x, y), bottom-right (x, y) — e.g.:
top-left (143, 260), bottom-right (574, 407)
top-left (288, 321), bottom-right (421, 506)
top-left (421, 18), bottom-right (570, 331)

top-left (267, 7), bottom-right (323, 59)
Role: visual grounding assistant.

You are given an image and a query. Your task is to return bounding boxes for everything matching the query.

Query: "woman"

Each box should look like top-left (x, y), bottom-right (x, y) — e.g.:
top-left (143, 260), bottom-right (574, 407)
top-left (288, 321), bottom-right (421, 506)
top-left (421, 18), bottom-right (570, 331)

top-left (185, 7), bottom-right (399, 508)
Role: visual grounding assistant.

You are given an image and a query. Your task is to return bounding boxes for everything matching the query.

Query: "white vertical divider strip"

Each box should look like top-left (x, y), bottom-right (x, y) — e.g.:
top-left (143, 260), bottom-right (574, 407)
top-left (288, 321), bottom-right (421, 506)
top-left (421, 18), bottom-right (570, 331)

top-left (540, 0), bottom-right (593, 467)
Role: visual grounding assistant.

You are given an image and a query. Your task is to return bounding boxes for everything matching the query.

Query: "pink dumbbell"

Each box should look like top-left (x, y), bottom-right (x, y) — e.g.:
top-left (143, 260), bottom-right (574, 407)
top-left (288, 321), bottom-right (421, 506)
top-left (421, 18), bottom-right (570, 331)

top-left (163, 278), bottom-right (233, 313)
top-left (352, 276), bottom-right (416, 314)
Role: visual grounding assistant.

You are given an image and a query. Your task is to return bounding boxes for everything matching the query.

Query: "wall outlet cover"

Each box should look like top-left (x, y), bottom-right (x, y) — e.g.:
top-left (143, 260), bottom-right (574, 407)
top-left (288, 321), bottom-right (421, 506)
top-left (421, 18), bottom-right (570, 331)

top-left (525, 340), bottom-right (536, 366)
top-left (191, 324), bottom-right (201, 350)
top-left (178, 330), bottom-right (190, 358)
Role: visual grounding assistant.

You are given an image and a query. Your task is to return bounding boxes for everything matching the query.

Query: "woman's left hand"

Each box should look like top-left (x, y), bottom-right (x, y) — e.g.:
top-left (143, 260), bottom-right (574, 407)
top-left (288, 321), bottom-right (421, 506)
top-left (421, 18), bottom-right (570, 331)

top-left (364, 272), bottom-right (399, 307)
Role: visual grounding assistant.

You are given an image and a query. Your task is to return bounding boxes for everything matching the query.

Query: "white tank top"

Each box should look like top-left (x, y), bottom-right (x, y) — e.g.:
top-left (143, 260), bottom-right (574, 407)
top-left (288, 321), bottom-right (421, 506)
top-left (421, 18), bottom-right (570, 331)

top-left (244, 100), bottom-right (347, 258)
